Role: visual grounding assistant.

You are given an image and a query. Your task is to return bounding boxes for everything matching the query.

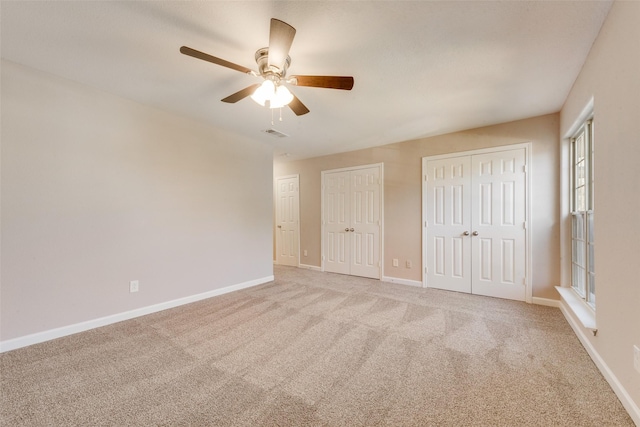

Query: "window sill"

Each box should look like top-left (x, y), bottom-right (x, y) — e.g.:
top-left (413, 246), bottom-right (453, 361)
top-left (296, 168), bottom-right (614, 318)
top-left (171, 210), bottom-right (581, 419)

top-left (555, 286), bottom-right (597, 334)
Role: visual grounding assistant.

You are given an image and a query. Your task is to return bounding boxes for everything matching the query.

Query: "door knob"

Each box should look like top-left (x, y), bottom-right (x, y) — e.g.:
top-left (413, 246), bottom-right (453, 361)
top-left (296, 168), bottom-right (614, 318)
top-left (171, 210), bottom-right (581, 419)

top-left (345, 228), bottom-right (349, 232)
top-left (463, 231), bottom-right (470, 236)
top-left (277, 225), bottom-right (282, 228)
top-left (350, 228), bottom-right (354, 232)
top-left (472, 231), bottom-right (479, 236)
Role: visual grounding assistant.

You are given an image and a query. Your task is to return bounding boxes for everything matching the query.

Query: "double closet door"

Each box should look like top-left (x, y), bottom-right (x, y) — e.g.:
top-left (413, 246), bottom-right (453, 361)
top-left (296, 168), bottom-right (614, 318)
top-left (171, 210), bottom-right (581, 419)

top-left (423, 147), bottom-right (528, 301)
top-left (323, 164), bottom-right (382, 279)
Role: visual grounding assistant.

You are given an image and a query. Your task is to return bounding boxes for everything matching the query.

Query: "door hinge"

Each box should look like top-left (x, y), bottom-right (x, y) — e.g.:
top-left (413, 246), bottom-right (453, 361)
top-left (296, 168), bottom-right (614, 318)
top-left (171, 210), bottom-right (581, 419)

top-left (424, 175), bottom-right (428, 182)
top-left (523, 221), bottom-right (527, 229)
top-left (523, 277), bottom-right (527, 285)
top-left (424, 220), bottom-right (428, 227)
top-left (425, 266), bottom-right (428, 274)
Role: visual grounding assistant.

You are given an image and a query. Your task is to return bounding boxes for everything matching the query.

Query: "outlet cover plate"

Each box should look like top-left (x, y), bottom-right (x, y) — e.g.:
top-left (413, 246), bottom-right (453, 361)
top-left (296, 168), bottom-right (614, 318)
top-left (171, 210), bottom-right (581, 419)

top-left (130, 280), bottom-right (139, 293)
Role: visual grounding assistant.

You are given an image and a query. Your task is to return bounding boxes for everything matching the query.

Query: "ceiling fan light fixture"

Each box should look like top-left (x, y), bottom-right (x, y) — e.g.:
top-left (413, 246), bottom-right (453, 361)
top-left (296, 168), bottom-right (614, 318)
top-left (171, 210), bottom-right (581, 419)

top-left (250, 79), bottom-right (293, 109)
top-left (270, 85), bottom-right (294, 109)
top-left (250, 79), bottom-right (276, 106)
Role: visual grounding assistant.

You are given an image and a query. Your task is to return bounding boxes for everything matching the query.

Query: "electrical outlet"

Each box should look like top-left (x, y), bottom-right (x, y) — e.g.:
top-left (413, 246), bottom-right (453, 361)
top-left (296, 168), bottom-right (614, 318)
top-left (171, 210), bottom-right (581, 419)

top-left (130, 280), bottom-right (139, 293)
top-left (634, 345), bottom-right (640, 374)
top-left (303, 250), bottom-right (308, 257)
top-left (392, 259), bottom-right (399, 267)
top-left (406, 260), bottom-right (412, 268)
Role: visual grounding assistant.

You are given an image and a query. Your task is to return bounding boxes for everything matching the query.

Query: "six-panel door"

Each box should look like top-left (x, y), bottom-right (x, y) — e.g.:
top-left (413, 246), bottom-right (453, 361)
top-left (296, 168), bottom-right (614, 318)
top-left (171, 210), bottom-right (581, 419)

top-left (425, 148), bottom-right (526, 301)
top-left (324, 166), bottom-right (381, 279)
top-left (276, 176), bottom-right (299, 267)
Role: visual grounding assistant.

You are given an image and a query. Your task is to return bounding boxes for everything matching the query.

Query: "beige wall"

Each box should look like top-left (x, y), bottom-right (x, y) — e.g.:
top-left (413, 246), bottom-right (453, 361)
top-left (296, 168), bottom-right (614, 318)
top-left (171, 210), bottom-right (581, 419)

top-left (1, 60), bottom-right (274, 341)
top-left (275, 113), bottom-right (560, 300)
top-left (559, 0), bottom-right (640, 416)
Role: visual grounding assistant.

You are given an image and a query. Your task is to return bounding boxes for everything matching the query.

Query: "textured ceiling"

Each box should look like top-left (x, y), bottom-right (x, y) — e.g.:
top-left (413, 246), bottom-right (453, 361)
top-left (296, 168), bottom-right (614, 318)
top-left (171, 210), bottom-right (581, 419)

top-left (1, 1), bottom-right (612, 161)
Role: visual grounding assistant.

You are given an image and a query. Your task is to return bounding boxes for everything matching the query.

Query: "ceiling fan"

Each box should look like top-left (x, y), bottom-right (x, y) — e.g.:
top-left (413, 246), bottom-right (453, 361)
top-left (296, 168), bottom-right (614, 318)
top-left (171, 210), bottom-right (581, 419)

top-left (180, 18), bottom-right (354, 116)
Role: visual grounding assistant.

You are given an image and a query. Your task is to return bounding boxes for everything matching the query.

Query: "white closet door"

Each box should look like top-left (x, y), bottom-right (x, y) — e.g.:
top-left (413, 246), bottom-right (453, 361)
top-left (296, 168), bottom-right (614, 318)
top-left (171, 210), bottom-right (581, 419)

top-left (350, 167), bottom-right (381, 279)
top-left (323, 165), bottom-right (382, 279)
top-left (470, 149), bottom-right (526, 300)
top-left (424, 147), bottom-right (528, 302)
top-left (324, 171), bottom-right (351, 275)
top-left (425, 156), bottom-right (472, 293)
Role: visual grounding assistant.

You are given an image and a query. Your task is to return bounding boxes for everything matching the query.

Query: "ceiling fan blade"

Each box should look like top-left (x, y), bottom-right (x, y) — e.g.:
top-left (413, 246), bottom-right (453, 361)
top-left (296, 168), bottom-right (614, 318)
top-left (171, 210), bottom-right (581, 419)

top-left (288, 94), bottom-right (310, 116)
top-left (290, 75), bottom-right (354, 90)
top-left (268, 19), bottom-right (296, 72)
top-left (180, 46), bottom-right (253, 74)
top-left (221, 84), bottom-right (261, 103)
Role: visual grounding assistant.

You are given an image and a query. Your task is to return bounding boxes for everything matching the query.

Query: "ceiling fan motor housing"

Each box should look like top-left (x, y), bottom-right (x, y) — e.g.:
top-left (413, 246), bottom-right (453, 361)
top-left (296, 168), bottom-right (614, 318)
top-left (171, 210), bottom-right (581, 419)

top-left (255, 47), bottom-right (291, 80)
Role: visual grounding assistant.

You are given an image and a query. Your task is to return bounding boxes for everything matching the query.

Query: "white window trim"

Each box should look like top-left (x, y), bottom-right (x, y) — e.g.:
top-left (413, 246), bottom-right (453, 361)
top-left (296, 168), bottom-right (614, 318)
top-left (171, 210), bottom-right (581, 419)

top-left (558, 100), bottom-right (595, 331)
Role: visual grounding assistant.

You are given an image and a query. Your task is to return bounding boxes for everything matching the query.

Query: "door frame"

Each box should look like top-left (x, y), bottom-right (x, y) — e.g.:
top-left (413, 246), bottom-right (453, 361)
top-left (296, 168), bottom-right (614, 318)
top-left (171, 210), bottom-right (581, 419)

top-left (321, 163), bottom-right (384, 279)
top-left (421, 143), bottom-right (532, 302)
top-left (275, 174), bottom-right (300, 267)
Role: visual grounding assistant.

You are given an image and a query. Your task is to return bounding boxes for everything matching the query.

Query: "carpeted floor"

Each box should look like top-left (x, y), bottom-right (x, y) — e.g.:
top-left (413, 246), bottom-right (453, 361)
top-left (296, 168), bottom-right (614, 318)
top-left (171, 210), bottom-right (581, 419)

top-left (1, 265), bottom-right (634, 426)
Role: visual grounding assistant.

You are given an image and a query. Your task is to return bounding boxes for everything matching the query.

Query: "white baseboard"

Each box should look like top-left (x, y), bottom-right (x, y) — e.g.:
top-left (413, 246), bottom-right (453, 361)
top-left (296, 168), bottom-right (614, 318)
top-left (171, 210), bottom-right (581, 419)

top-left (382, 276), bottom-right (423, 288)
top-left (298, 264), bottom-right (322, 272)
top-left (0, 275), bottom-right (274, 354)
top-left (558, 301), bottom-right (640, 425)
top-left (531, 297), bottom-right (560, 308)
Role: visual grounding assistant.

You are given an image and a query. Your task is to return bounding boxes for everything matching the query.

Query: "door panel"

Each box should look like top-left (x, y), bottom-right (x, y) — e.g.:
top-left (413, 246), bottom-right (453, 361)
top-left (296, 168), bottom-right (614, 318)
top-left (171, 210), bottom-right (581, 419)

top-left (425, 157), bottom-right (472, 293)
top-left (276, 176), bottom-right (299, 266)
top-left (471, 149), bottom-right (526, 300)
top-left (324, 171), bottom-right (351, 275)
top-left (350, 167), bottom-right (380, 279)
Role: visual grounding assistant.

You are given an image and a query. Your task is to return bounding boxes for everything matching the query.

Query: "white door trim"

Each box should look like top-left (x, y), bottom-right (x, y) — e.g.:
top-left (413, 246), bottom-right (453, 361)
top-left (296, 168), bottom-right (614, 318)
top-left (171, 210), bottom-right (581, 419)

top-left (422, 143), bottom-right (532, 303)
top-left (275, 174), bottom-right (300, 267)
top-left (321, 163), bottom-right (384, 279)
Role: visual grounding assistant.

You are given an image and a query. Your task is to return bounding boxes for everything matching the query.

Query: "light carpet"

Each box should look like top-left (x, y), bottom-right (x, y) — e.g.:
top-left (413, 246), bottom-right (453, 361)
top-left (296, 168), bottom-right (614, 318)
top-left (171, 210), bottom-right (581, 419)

top-left (1, 265), bottom-right (634, 426)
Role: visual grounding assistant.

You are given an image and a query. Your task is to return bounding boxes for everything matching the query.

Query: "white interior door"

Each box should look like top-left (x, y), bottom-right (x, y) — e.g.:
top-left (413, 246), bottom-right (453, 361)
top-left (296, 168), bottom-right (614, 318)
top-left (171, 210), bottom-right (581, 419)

top-left (276, 175), bottom-right (299, 267)
top-left (423, 147), bottom-right (528, 301)
top-left (425, 156), bottom-right (472, 293)
top-left (470, 150), bottom-right (526, 300)
top-left (323, 165), bottom-right (382, 279)
top-left (324, 171), bottom-right (350, 275)
top-left (350, 167), bottom-right (381, 279)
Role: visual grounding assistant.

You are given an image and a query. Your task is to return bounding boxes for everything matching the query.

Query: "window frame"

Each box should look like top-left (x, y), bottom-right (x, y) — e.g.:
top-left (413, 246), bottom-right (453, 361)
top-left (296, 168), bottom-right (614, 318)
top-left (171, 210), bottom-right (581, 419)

top-left (570, 118), bottom-right (595, 308)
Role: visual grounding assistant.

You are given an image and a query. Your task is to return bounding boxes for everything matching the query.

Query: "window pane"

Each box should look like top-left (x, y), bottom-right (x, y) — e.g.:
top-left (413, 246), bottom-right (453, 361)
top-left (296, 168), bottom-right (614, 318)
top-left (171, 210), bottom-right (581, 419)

top-left (573, 265), bottom-right (585, 296)
top-left (587, 211), bottom-right (594, 242)
top-left (574, 213), bottom-right (584, 239)
top-left (576, 185), bottom-right (586, 212)
top-left (588, 273), bottom-right (596, 308)
top-left (576, 159), bottom-right (586, 187)
top-left (576, 133), bottom-right (585, 160)
top-left (588, 244), bottom-right (595, 273)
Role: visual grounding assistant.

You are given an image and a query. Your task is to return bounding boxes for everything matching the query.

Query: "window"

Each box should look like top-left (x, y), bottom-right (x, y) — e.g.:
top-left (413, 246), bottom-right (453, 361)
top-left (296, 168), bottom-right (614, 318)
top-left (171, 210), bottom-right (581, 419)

top-left (570, 119), bottom-right (595, 308)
